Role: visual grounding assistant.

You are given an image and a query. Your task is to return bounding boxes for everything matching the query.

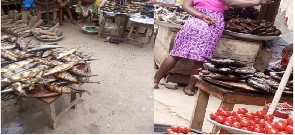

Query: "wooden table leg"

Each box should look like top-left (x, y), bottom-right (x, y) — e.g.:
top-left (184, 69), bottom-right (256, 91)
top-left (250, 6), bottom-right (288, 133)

top-left (212, 101), bottom-right (235, 133)
top-left (127, 26), bottom-right (134, 44)
top-left (15, 97), bottom-right (28, 112)
top-left (134, 27), bottom-right (139, 39)
top-left (70, 93), bottom-right (77, 109)
top-left (43, 102), bottom-right (57, 129)
top-left (190, 88), bottom-right (210, 131)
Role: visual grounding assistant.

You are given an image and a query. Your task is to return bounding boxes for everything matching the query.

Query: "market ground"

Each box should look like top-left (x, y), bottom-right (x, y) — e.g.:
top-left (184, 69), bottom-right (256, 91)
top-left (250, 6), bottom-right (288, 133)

top-left (1, 21), bottom-right (154, 133)
top-left (153, 71), bottom-right (264, 133)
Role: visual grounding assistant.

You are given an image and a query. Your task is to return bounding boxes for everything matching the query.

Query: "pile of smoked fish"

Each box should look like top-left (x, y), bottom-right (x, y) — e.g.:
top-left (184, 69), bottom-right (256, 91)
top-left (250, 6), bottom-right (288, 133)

top-left (1, 34), bottom-right (99, 101)
top-left (200, 57), bottom-right (293, 93)
top-left (224, 7), bottom-right (260, 22)
top-left (154, 6), bottom-right (190, 25)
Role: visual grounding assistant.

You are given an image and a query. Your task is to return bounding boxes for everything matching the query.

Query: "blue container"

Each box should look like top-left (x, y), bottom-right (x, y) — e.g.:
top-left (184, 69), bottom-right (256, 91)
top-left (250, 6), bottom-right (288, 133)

top-left (23, 0), bottom-right (36, 8)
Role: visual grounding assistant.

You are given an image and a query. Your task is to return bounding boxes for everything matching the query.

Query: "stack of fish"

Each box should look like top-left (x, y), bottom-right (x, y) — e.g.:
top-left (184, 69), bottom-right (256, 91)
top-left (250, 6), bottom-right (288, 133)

top-left (154, 6), bottom-right (190, 25)
top-left (1, 35), bottom-right (99, 101)
top-left (200, 57), bottom-right (293, 93)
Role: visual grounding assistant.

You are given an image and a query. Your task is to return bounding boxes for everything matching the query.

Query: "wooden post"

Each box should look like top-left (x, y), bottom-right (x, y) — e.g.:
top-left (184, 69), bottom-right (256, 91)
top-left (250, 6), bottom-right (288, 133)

top-left (43, 102), bottom-right (57, 129)
top-left (70, 93), bottom-right (77, 109)
top-left (15, 97), bottom-right (28, 112)
top-left (258, 0), bottom-right (281, 23)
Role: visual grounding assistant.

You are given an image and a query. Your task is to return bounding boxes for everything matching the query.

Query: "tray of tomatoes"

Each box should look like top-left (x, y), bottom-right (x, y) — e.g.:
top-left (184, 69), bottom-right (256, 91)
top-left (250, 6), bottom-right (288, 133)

top-left (207, 108), bottom-right (293, 134)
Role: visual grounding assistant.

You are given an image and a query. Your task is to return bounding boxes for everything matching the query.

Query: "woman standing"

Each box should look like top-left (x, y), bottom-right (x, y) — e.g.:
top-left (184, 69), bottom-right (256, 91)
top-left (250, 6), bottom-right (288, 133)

top-left (154, 0), bottom-right (273, 96)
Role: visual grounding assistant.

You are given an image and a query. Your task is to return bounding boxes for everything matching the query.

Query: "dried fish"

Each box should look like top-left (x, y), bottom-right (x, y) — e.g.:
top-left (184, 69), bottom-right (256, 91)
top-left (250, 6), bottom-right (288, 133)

top-left (246, 77), bottom-right (274, 93)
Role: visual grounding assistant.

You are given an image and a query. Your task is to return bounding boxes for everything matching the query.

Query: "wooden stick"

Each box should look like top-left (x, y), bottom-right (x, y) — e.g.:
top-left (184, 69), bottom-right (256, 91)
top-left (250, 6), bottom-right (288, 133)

top-left (267, 55), bottom-right (293, 115)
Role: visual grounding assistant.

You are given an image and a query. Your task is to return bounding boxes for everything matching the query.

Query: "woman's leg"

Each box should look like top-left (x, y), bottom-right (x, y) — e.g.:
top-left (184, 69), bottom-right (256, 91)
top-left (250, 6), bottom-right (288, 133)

top-left (37, 12), bottom-right (42, 20)
top-left (183, 61), bottom-right (204, 96)
top-left (154, 56), bottom-right (181, 88)
top-left (64, 4), bottom-right (76, 23)
top-left (59, 8), bottom-right (63, 24)
top-left (52, 11), bottom-right (57, 24)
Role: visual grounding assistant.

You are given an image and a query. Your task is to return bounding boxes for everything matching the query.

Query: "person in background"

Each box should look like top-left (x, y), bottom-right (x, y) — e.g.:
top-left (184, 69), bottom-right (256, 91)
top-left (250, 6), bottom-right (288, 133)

top-left (265, 32), bottom-right (293, 71)
top-left (57, 0), bottom-right (77, 25)
top-left (75, 0), bottom-right (97, 24)
top-left (153, 0), bottom-right (273, 96)
top-left (34, 0), bottom-right (58, 24)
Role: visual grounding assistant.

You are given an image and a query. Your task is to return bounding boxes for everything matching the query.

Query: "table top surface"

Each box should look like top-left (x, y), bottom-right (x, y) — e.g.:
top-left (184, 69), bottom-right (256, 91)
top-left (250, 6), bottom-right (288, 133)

top-left (2, 0), bottom-right (22, 5)
top-left (194, 75), bottom-right (293, 98)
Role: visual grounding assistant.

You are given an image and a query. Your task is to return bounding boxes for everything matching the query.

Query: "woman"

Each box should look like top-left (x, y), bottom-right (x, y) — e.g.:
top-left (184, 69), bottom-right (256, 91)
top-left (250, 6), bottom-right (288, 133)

top-left (154, 0), bottom-right (273, 96)
top-left (34, 0), bottom-right (58, 24)
top-left (57, 0), bottom-right (77, 25)
top-left (75, 0), bottom-right (97, 23)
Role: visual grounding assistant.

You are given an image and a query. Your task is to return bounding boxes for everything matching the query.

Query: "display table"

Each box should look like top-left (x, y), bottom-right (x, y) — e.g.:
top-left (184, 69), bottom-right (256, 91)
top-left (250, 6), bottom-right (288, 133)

top-left (127, 14), bottom-right (154, 47)
top-left (15, 92), bottom-right (80, 129)
top-left (190, 75), bottom-right (293, 133)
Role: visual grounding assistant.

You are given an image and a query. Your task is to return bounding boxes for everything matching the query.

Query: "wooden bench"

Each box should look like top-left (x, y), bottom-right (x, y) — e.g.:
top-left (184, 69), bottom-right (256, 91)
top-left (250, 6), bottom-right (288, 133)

top-left (15, 93), bottom-right (80, 129)
top-left (190, 75), bottom-right (293, 133)
top-left (127, 21), bottom-right (154, 47)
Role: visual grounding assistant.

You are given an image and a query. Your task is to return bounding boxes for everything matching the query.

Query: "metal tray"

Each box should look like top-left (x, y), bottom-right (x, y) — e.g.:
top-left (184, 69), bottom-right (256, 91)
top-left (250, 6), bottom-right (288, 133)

top-left (36, 33), bottom-right (64, 42)
top-left (82, 26), bottom-right (99, 34)
top-left (154, 20), bottom-right (183, 29)
top-left (223, 30), bottom-right (280, 41)
top-left (154, 123), bottom-right (204, 134)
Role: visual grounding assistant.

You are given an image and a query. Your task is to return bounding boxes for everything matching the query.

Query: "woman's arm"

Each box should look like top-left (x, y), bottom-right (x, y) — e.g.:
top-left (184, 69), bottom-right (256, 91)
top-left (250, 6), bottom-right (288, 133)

top-left (222, 0), bottom-right (273, 8)
top-left (182, 0), bottom-right (206, 19)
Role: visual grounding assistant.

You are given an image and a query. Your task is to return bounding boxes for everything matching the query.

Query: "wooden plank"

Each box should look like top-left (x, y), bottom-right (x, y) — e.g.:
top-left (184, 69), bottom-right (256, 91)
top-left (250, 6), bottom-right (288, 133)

top-left (190, 89), bottom-right (210, 130)
top-left (253, 50), bottom-right (273, 72)
top-left (43, 102), bottom-right (56, 129)
top-left (70, 93), bottom-right (77, 109)
top-left (38, 95), bottom-right (61, 104)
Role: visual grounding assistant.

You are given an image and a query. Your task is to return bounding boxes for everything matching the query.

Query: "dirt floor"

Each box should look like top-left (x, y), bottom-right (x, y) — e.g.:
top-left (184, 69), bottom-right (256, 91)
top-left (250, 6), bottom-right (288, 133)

top-left (153, 70), bottom-right (264, 133)
top-left (1, 21), bottom-right (154, 133)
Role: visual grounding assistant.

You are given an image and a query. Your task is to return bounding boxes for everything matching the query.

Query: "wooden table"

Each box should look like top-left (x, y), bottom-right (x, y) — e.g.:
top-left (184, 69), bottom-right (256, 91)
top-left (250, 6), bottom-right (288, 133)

top-left (15, 92), bottom-right (80, 129)
top-left (190, 75), bottom-right (293, 133)
top-left (98, 13), bottom-right (128, 39)
top-left (127, 21), bottom-right (153, 47)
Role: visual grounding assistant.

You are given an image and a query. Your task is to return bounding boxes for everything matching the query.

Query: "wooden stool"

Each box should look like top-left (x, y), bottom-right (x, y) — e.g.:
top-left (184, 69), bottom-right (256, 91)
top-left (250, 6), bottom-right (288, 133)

top-left (98, 13), bottom-right (128, 39)
top-left (15, 93), bottom-right (80, 129)
top-left (127, 21), bottom-right (153, 47)
top-left (190, 75), bottom-right (293, 133)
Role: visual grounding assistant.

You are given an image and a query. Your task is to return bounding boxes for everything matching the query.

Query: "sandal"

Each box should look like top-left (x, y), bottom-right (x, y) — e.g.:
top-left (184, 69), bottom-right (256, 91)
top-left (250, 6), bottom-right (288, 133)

top-left (183, 87), bottom-right (195, 96)
top-left (71, 21), bottom-right (78, 25)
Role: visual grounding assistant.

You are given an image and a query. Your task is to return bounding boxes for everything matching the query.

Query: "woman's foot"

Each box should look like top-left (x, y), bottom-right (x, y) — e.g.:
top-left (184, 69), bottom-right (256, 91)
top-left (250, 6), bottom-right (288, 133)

top-left (183, 87), bottom-right (195, 96)
top-left (154, 83), bottom-right (159, 89)
top-left (71, 21), bottom-right (77, 25)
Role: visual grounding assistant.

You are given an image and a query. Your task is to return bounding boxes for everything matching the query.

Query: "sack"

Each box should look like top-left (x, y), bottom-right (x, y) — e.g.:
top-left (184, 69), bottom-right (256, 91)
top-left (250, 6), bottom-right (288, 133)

top-left (280, 49), bottom-right (289, 67)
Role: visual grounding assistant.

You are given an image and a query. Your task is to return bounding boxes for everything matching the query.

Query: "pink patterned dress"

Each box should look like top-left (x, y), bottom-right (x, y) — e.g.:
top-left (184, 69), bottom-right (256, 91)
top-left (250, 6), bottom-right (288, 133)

top-left (169, 0), bottom-right (226, 62)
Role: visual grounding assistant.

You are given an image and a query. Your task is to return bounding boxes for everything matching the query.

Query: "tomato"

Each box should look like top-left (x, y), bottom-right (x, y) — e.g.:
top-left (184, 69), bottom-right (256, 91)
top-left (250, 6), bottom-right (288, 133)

top-left (220, 110), bottom-right (231, 117)
top-left (253, 127), bottom-right (265, 133)
top-left (237, 108), bottom-right (246, 114)
top-left (273, 121), bottom-right (287, 131)
top-left (217, 108), bottom-right (228, 113)
top-left (265, 124), bottom-right (274, 131)
top-left (267, 128), bottom-right (279, 134)
top-left (170, 126), bottom-right (179, 132)
top-left (232, 111), bottom-right (238, 116)
top-left (223, 121), bottom-right (233, 126)
top-left (240, 119), bottom-right (250, 127)
top-left (166, 129), bottom-right (173, 134)
top-left (232, 122), bottom-right (242, 129)
top-left (245, 112), bottom-right (256, 120)
top-left (259, 119), bottom-right (266, 128)
top-left (256, 110), bottom-right (266, 118)
top-left (253, 124), bottom-right (261, 129)
top-left (167, 131), bottom-right (175, 134)
top-left (285, 125), bottom-right (293, 134)
top-left (210, 113), bottom-right (218, 120)
top-left (240, 108), bottom-right (248, 113)
top-left (178, 127), bottom-right (184, 133)
top-left (241, 126), bottom-right (252, 131)
top-left (264, 114), bottom-right (274, 122)
top-left (235, 114), bottom-right (244, 122)
top-left (253, 118), bottom-right (260, 124)
top-left (216, 116), bottom-right (226, 123)
top-left (183, 127), bottom-right (191, 134)
top-left (225, 116), bottom-right (236, 123)
top-left (287, 117), bottom-right (293, 125)
top-left (248, 120), bottom-right (256, 126)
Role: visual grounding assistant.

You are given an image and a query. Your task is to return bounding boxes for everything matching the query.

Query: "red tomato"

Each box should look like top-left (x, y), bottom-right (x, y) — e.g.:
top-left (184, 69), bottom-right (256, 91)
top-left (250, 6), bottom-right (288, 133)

top-left (232, 122), bottom-right (242, 129)
top-left (216, 116), bottom-right (226, 123)
top-left (253, 127), bottom-right (265, 133)
top-left (256, 110), bottom-right (267, 118)
top-left (265, 124), bottom-right (274, 131)
top-left (183, 127), bottom-right (191, 134)
top-left (259, 119), bottom-right (266, 128)
top-left (232, 111), bottom-right (238, 116)
top-left (273, 121), bottom-right (287, 131)
top-left (264, 114), bottom-right (274, 122)
top-left (267, 128), bottom-right (279, 134)
top-left (240, 108), bottom-right (248, 113)
top-left (223, 121), bottom-right (233, 126)
top-left (235, 114), bottom-right (244, 122)
top-left (225, 116), bottom-right (236, 123)
top-left (287, 117), bottom-right (293, 125)
top-left (220, 110), bottom-right (231, 117)
top-left (245, 112), bottom-right (256, 120)
top-left (253, 124), bottom-right (261, 129)
top-left (217, 108), bottom-right (228, 113)
top-left (253, 118), bottom-right (260, 124)
top-left (240, 119), bottom-right (250, 127)
top-left (178, 127), bottom-right (184, 133)
top-left (210, 113), bottom-right (218, 120)
top-left (279, 131), bottom-right (290, 134)
top-left (241, 127), bottom-right (248, 131)
top-left (167, 131), bottom-right (175, 134)
top-left (285, 125), bottom-right (293, 134)
top-left (170, 126), bottom-right (179, 132)
top-left (237, 108), bottom-right (245, 114)
top-left (166, 129), bottom-right (173, 134)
